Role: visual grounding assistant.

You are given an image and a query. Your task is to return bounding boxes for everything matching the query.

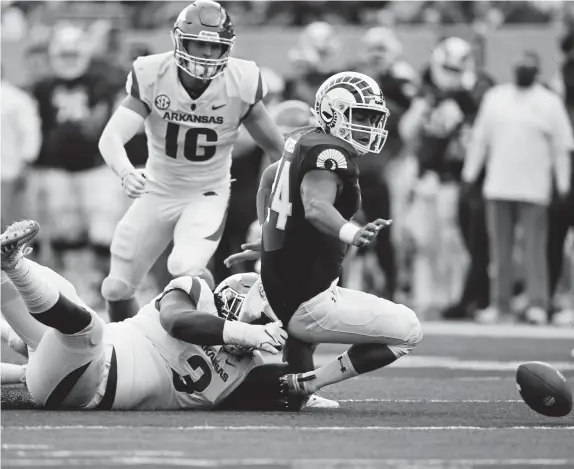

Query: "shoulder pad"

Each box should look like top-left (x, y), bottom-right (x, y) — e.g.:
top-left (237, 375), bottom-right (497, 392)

top-left (126, 52), bottom-right (171, 107)
top-left (225, 58), bottom-right (267, 105)
top-left (299, 132), bottom-right (358, 179)
top-left (164, 276), bottom-right (206, 307)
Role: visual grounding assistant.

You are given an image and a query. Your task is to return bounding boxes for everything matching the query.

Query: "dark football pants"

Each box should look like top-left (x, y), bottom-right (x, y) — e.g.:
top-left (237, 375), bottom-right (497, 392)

top-left (486, 199), bottom-right (549, 312)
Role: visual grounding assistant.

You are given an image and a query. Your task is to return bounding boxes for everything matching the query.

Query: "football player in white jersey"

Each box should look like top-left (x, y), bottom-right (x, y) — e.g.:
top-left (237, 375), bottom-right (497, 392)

top-left (98, 0), bottom-right (286, 323)
top-left (1, 220), bottom-right (305, 411)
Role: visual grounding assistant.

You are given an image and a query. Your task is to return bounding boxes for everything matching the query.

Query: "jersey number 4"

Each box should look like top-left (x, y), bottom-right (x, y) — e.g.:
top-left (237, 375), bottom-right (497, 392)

top-left (269, 160), bottom-right (293, 230)
top-left (171, 355), bottom-right (212, 395)
top-left (165, 123), bottom-right (218, 161)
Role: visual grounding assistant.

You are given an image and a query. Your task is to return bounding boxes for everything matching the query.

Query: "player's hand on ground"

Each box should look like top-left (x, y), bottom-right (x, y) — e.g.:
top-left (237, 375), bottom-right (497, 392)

top-left (251, 321), bottom-right (287, 355)
top-left (122, 169), bottom-right (147, 198)
top-left (223, 238), bottom-right (262, 267)
top-left (352, 219), bottom-right (393, 248)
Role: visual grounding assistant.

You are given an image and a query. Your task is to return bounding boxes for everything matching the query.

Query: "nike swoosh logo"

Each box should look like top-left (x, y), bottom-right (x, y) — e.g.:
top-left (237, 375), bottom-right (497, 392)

top-left (212, 104), bottom-right (226, 110)
top-left (225, 359), bottom-right (236, 367)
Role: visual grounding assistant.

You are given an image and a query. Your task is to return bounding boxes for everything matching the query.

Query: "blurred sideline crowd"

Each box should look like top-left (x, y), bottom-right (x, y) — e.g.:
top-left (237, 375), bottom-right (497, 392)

top-left (1, 3), bottom-right (574, 327)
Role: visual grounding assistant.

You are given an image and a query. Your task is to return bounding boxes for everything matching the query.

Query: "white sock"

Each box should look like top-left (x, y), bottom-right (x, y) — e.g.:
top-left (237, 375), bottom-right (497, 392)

top-left (3, 258), bottom-right (59, 314)
top-left (1, 363), bottom-right (27, 384)
top-left (301, 352), bottom-right (358, 394)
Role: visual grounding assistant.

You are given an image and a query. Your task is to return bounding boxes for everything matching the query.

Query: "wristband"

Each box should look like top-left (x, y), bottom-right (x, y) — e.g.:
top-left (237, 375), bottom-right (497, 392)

top-left (338, 222), bottom-right (360, 244)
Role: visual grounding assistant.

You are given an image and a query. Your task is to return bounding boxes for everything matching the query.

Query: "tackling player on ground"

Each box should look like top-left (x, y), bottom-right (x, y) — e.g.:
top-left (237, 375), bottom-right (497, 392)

top-left (98, 0), bottom-right (285, 323)
top-left (1, 220), bottom-right (305, 411)
top-left (226, 72), bottom-right (423, 400)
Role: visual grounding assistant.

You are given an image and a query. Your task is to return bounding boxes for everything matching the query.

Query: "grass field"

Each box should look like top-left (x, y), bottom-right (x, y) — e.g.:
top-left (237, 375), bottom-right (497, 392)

top-left (2, 322), bottom-right (574, 469)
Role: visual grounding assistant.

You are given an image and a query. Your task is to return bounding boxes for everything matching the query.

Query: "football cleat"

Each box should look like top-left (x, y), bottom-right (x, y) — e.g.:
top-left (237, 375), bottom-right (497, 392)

top-left (280, 372), bottom-right (316, 396)
top-left (302, 393), bottom-right (340, 410)
top-left (1, 220), bottom-right (39, 270)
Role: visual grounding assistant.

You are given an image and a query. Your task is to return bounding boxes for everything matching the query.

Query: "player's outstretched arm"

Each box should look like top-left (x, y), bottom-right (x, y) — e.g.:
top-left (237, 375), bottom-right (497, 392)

top-left (242, 102), bottom-right (285, 163)
top-left (98, 96), bottom-right (148, 197)
top-left (158, 289), bottom-right (286, 355)
top-left (301, 170), bottom-right (392, 248)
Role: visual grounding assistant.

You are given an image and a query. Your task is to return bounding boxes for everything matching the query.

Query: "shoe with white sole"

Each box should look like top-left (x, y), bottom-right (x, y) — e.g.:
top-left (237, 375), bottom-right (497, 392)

top-left (475, 306), bottom-right (500, 324)
top-left (302, 393), bottom-right (340, 410)
top-left (525, 306), bottom-right (547, 325)
top-left (1, 220), bottom-right (39, 270)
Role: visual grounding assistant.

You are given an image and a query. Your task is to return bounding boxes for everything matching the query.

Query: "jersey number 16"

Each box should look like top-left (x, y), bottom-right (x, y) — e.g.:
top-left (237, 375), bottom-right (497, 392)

top-left (165, 122), bottom-right (218, 161)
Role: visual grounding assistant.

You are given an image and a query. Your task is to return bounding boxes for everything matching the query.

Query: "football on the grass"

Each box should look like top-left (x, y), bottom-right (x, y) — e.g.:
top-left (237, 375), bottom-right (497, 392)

top-left (516, 361), bottom-right (572, 417)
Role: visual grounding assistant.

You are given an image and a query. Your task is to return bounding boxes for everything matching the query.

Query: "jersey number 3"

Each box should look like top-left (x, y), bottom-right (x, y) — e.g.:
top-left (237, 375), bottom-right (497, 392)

top-left (172, 355), bottom-right (212, 395)
top-left (269, 160), bottom-right (293, 230)
top-left (165, 122), bottom-right (218, 161)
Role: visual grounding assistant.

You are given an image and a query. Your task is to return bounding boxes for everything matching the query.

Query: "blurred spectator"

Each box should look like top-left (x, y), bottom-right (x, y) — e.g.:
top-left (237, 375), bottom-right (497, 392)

top-left (1, 71), bottom-right (42, 230)
top-left (463, 50), bottom-right (573, 324)
top-left (30, 23), bottom-right (125, 304)
top-left (1, 1), bottom-right (27, 41)
top-left (349, 27), bottom-right (417, 300)
top-left (400, 37), bottom-right (481, 318)
top-left (284, 22), bottom-right (343, 105)
top-left (548, 31), bottom-right (574, 322)
top-left (444, 61), bottom-right (496, 321)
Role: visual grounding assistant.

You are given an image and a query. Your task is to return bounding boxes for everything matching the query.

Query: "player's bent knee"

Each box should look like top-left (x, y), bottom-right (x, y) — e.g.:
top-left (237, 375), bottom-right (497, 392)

top-left (387, 305), bottom-right (423, 359)
top-left (101, 276), bottom-right (136, 302)
top-left (167, 255), bottom-right (215, 289)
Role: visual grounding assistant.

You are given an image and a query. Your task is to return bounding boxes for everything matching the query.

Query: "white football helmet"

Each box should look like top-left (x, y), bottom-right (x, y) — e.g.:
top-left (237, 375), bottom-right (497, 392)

top-left (213, 272), bottom-right (260, 322)
top-left (171, 0), bottom-right (236, 81)
top-left (313, 71), bottom-right (390, 155)
top-left (430, 37), bottom-right (475, 91)
top-left (49, 24), bottom-right (93, 80)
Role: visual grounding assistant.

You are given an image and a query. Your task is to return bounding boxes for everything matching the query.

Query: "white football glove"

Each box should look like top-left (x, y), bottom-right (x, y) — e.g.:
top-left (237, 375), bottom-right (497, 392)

top-left (223, 320), bottom-right (287, 355)
top-left (122, 169), bottom-right (147, 198)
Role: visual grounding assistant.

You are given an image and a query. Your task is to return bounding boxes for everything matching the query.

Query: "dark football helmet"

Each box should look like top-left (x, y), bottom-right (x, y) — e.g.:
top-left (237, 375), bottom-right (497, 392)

top-left (171, 0), bottom-right (236, 80)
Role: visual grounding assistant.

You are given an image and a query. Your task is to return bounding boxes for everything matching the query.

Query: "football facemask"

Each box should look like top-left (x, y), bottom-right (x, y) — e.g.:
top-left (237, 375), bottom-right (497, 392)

top-left (213, 272), bottom-right (259, 321)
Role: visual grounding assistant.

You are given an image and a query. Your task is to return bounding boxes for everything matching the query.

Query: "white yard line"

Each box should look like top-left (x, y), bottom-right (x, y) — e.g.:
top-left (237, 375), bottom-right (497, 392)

top-left (1, 457), bottom-right (573, 468)
top-left (313, 354), bottom-right (574, 371)
top-left (4, 425), bottom-right (573, 431)
top-left (337, 399), bottom-right (523, 403)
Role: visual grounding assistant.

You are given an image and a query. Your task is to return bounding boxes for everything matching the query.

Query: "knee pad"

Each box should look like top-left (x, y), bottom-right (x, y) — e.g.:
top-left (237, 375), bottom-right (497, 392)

top-left (387, 306), bottom-right (423, 359)
top-left (101, 276), bottom-right (136, 302)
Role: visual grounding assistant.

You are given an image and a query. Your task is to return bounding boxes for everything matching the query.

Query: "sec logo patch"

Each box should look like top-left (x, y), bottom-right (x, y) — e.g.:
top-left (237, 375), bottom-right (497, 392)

top-left (155, 95), bottom-right (171, 110)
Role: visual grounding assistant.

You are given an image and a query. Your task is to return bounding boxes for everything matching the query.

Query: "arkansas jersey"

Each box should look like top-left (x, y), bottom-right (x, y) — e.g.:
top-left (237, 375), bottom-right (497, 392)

top-left (127, 52), bottom-right (266, 194)
top-left (107, 276), bottom-right (262, 410)
top-left (261, 127), bottom-right (362, 323)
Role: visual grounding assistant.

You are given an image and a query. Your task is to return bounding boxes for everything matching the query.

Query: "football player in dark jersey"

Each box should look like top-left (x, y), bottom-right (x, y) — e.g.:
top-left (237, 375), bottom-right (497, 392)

top-left (399, 37), bottom-right (495, 319)
top-left (31, 24), bottom-right (125, 303)
top-left (226, 72), bottom-right (423, 400)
